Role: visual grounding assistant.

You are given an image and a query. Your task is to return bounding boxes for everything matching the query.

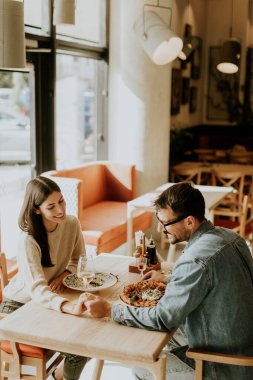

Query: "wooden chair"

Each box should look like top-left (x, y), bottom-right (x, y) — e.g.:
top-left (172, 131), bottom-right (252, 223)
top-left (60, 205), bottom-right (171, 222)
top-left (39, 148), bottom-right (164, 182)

top-left (213, 194), bottom-right (248, 236)
top-left (211, 167), bottom-right (245, 206)
top-left (0, 252), bottom-right (63, 380)
top-left (170, 167), bottom-right (203, 185)
top-left (214, 195), bottom-right (253, 257)
top-left (186, 348), bottom-right (253, 380)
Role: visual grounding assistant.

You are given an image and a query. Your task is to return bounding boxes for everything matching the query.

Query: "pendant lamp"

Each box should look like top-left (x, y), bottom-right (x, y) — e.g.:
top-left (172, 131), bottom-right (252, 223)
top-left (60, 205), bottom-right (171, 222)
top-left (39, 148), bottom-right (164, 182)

top-left (217, 39), bottom-right (241, 74)
top-left (53, 0), bottom-right (76, 26)
top-left (0, 0), bottom-right (26, 69)
top-left (217, 0), bottom-right (240, 74)
top-left (133, 1), bottom-right (183, 65)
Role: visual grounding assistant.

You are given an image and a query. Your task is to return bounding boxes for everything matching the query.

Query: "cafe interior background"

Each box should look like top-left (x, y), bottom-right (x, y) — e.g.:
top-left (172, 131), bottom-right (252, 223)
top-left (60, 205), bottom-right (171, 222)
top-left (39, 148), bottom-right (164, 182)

top-left (0, 0), bottom-right (253, 260)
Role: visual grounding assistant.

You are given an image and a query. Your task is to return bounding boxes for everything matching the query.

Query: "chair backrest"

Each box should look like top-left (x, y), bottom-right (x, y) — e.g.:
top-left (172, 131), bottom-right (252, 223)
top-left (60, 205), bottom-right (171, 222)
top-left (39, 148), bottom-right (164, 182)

top-left (0, 251), bottom-right (65, 379)
top-left (41, 173), bottom-right (82, 218)
top-left (170, 167), bottom-right (203, 185)
top-left (211, 168), bottom-right (245, 205)
top-left (43, 161), bottom-right (136, 209)
top-left (186, 348), bottom-right (253, 380)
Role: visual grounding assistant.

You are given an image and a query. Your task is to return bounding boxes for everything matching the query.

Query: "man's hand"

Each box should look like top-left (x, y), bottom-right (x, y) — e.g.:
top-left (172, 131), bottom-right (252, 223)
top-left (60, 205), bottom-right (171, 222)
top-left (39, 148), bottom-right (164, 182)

top-left (81, 293), bottom-right (112, 318)
top-left (142, 270), bottom-right (168, 283)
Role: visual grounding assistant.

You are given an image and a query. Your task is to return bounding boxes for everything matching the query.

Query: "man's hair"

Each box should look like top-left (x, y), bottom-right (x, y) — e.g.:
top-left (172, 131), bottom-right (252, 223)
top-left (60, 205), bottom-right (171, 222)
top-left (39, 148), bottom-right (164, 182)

top-left (154, 182), bottom-right (205, 222)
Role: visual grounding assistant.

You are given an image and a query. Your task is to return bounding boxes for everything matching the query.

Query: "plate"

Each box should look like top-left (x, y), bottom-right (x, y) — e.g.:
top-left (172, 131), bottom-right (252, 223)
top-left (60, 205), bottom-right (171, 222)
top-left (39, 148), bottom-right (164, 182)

top-left (63, 272), bottom-right (117, 292)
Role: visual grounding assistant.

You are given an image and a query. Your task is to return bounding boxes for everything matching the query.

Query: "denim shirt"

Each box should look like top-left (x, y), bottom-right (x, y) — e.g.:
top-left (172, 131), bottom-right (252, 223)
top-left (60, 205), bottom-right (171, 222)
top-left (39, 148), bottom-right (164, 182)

top-left (112, 221), bottom-right (253, 380)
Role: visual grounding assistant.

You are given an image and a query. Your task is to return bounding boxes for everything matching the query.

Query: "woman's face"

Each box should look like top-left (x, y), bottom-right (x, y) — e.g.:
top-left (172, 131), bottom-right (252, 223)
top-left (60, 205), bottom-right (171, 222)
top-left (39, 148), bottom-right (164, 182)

top-left (35, 191), bottom-right (66, 232)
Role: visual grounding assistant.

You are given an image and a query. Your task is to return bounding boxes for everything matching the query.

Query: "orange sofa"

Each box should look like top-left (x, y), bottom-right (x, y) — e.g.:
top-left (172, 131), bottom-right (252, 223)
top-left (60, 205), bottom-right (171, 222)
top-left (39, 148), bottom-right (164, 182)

top-left (43, 161), bottom-right (153, 253)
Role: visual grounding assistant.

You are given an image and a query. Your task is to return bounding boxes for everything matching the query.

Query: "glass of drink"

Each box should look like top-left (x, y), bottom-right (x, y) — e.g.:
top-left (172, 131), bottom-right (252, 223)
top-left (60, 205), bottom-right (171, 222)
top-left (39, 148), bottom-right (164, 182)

top-left (137, 256), bottom-right (147, 278)
top-left (77, 255), bottom-right (87, 278)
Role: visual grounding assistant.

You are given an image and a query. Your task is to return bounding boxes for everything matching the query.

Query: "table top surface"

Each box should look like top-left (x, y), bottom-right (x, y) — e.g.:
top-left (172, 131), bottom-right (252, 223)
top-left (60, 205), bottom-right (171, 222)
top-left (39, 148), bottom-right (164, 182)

top-left (0, 255), bottom-right (172, 364)
top-left (128, 183), bottom-right (234, 212)
top-left (172, 161), bottom-right (253, 175)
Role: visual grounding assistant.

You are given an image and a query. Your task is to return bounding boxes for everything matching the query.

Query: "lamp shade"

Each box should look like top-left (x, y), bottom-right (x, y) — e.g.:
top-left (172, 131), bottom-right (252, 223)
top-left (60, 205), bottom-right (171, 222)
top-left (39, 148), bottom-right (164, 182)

top-left (178, 36), bottom-right (199, 61)
top-left (217, 39), bottom-right (241, 74)
top-left (53, 0), bottom-right (75, 25)
top-left (134, 10), bottom-right (183, 65)
top-left (0, 0), bottom-right (26, 68)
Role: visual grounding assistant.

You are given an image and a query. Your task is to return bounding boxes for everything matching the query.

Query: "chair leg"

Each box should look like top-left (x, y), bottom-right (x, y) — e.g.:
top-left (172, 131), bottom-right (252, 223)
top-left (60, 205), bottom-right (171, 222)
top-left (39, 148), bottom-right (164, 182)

top-left (195, 359), bottom-right (203, 380)
top-left (1, 361), bottom-right (9, 380)
top-left (36, 358), bottom-right (47, 380)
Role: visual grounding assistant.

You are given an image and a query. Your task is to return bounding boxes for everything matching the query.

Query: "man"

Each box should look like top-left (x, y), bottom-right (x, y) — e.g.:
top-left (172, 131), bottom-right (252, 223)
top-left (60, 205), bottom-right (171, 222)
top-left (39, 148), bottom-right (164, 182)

top-left (82, 182), bottom-right (253, 380)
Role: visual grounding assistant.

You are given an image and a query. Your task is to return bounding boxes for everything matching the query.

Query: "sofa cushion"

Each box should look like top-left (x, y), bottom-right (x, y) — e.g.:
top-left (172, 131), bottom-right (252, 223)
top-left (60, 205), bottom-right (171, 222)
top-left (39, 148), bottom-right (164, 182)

top-left (81, 201), bottom-right (153, 253)
top-left (1, 340), bottom-right (45, 358)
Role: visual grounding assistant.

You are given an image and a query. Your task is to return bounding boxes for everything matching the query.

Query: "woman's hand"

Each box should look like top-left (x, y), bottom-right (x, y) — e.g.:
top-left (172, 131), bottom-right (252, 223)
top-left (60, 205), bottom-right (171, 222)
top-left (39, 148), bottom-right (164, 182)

top-left (141, 270), bottom-right (168, 283)
top-left (49, 271), bottom-right (70, 293)
top-left (61, 293), bottom-right (88, 315)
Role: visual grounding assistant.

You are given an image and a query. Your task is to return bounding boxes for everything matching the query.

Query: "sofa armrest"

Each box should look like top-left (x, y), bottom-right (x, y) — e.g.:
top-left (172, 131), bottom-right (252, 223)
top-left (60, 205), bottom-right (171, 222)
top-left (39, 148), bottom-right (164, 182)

top-left (105, 163), bottom-right (136, 201)
top-left (42, 172), bottom-right (83, 219)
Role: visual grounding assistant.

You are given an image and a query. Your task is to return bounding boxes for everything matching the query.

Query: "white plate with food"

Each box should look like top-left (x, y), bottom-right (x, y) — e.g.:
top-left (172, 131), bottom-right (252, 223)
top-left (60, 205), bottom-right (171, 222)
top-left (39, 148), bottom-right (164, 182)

top-left (63, 272), bottom-right (117, 292)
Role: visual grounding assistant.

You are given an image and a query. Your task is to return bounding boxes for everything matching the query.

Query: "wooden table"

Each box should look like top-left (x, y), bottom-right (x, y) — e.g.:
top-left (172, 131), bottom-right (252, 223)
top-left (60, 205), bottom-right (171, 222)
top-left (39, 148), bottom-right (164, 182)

top-left (172, 161), bottom-right (253, 176)
top-left (127, 183), bottom-right (234, 255)
top-left (0, 255), bottom-right (173, 380)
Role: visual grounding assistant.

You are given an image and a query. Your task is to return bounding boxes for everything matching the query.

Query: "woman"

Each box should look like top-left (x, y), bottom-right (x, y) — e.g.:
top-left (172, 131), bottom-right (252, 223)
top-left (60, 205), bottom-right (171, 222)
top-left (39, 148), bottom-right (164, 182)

top-left (0, 176), bottom-right (88, 380)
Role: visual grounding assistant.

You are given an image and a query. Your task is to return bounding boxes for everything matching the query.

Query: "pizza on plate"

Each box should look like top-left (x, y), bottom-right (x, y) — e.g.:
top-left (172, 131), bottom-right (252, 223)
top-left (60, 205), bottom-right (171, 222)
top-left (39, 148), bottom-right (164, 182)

top-left (120, 280), bottom-right (166, 307)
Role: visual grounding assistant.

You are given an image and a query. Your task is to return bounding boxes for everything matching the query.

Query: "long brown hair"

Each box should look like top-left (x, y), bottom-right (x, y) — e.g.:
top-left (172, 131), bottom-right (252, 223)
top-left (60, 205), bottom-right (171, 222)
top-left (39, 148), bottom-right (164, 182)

top-left (18, 176), bottom-right (61, 267)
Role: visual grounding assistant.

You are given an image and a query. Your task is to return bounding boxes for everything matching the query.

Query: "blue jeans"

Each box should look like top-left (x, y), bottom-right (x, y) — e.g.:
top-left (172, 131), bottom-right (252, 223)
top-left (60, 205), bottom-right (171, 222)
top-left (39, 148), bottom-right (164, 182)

top-left (0, 299), bottom-right (88, 380)
top-left (134, 327), bottom-right (195, 380)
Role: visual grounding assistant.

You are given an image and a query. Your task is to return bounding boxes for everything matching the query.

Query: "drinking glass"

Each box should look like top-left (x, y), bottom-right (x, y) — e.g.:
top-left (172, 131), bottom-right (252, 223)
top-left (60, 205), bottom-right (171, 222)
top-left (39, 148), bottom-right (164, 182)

top-left (77, 255), bottom-right (95, 287)
top-left (137, 256), bottom-right (147, 278)
top-left (77, 255), bottom-right (87, 278)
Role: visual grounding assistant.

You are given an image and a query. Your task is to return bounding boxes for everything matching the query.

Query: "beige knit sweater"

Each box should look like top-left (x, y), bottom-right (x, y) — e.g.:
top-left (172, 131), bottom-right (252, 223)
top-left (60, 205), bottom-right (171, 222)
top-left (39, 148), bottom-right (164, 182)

top-left (4, 215), bottom-right (85, 311)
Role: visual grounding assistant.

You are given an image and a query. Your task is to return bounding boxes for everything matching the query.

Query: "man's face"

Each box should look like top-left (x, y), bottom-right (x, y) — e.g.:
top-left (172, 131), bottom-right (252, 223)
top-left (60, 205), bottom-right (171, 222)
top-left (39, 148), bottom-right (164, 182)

top-left (156, 206), bottom-right (191, 244)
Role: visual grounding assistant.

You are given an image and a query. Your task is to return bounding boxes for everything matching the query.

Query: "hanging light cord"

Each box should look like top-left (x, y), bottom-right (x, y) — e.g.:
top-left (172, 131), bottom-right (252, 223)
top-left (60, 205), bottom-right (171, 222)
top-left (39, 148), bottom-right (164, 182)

top-left (230, 0), bottom-right (233, 37)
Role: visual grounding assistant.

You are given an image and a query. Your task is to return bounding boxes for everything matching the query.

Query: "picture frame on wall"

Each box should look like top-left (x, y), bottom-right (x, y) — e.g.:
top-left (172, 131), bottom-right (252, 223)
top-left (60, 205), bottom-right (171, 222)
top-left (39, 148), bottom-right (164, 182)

top-left (171, 68), bottom-right (182, 115)
top-left (191, 37), bottom-right (202, 80)
top-left (207, 46), bottom-right (240, 121)
top-left (189, 86), bottom-right (197, 113)
top-left (181, 77), bottom-right (190, 104)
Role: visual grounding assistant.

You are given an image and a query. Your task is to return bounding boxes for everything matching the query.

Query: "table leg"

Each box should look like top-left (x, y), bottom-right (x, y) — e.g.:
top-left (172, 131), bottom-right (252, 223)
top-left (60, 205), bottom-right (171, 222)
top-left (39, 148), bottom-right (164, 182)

top-left (146, 353), bottom-right (167, 380)
top-left (91, 359), bottom-right (104, 380)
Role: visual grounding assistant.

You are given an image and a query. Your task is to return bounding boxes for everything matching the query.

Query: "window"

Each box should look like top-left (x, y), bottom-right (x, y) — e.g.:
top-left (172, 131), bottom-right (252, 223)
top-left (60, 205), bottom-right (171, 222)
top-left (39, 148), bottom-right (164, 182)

top-left (56, 0), bottom-right (106, 47)
top-left (0, 71), bottom-right (32, 164)
top-left (56, 54), bottom-right (107, 168)
top-left (24, 0), bottom-right (50, 36)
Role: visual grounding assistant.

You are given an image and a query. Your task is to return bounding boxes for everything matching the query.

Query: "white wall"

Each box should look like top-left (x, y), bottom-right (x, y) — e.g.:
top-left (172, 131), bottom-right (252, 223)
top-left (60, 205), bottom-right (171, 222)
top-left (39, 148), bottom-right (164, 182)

top-left (108, 0), bottom-right (252, 196)
top-left (108, 0), bottom-right (172, 195)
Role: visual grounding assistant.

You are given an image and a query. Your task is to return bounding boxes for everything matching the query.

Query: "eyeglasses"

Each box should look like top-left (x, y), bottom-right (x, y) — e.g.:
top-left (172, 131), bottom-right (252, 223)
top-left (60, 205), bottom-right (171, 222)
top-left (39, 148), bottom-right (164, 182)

top-left (156, 212), bottom-right (188, 228)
